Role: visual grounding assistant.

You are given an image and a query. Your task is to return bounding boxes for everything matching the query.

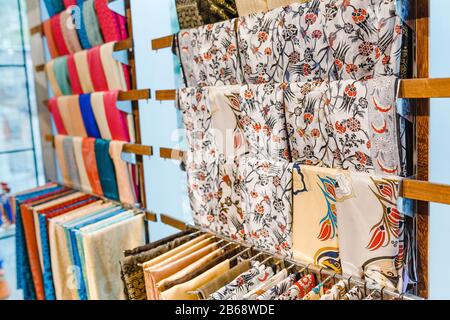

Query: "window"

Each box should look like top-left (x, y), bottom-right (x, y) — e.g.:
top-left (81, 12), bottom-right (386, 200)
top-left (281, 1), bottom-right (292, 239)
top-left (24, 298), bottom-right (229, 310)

top-left (0, 0), bottom-right (44, 193)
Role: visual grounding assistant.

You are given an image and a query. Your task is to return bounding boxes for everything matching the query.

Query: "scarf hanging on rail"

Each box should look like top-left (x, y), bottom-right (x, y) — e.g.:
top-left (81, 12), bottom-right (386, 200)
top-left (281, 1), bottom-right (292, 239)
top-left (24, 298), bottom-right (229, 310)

top-left (50, 14), bottom-right (70, 56)
top-left (49, 98), bottom-right (68, 135)
top-left (103, 91), bottom-right (131, 142)
top-left (44, 0), bottom-right (65, 17)
top-left (94, 0), bottom-right (128, 43)
top-left (43, 19), bottom-right (59, 59)
top-left (109, 141), bottom-right (137, 205)
top-left (177, 18), bottom-right (243, 87)
top-left (72, 137), bottom-right (93, 194)
top-left (81, 138), bottom-right (104, 196)
top-left (292, 164), bottom-right (341, 272)
top-left (91, 93), bottom-right (113, 140)
top-left (87, 46), bottom-right (109, 91)
top-left (59, 10), bottom-right (82, 54)
top-left (100, 42), bottom-right (130, 91)
top-left (79, 94), bottom-right (102, 138)
top-left (67, 54), bottom-right (84, 95)
top-left (83, 0), bottom-right (105, 48)
top-left (94, 139), bottom-right (120, 201)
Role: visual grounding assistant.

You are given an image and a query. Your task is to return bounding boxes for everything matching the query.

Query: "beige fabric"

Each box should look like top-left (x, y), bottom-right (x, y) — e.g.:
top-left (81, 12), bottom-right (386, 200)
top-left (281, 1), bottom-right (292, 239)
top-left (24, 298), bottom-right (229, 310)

top-left (73, 50), bottom-right (94, 93)
top-left (72, 137), bottom-right (92, 194)
top-left (160, 260), bottom-right (230, 300)
top-left (67, 96), bottom-right (88, 137)
top-left (56, 97), bottom-right (74, 136)
top-left (54, 135), bottom-right (71, 187)
top-left (109, 141), bottom-right (136, 205)
top-left (236, 0), bottom-right (268, 16)
top-left (49, 202), bottom-right (109, 300)
top-left (82, 214), bottom-right (145, 300)
top-left (141, 235), bottom-right (209, 269)
top-left (293, 165), bottom-right (341, 272)
top-left (156, 246), bottom-right (226, 295)
top-left (243, 269), bottom-right (288, 300)
top-left (90, 92), bottom-right (112, 140)
top-left (144, 242), bottom-right (218, 300)
top-left (99, 42), bottom-right (127, 90)
top-left (32, 192), bottom-right (84, 271)
top-left (45, 60), bottom-right (62, 96)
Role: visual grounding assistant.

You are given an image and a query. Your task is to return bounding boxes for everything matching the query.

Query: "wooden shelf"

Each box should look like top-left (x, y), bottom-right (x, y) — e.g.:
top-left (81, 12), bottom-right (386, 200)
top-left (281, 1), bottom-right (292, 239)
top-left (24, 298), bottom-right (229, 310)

top-left (160, 148), bottom-right (185, 161)
top-left (402, 179), bottom-right (450, 206)
top-left (160, 214), bottom-right (188, 231)
top-left (151, 35), bottom-right (174, 50)
top-left (45, 135), bottom-right (153, 156)
top-left (399, 78), bottom-right (450, 98)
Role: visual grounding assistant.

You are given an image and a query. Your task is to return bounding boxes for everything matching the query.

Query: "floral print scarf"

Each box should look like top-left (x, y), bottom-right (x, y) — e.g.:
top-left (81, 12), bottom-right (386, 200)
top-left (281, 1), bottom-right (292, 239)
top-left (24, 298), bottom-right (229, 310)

top-left (256, 272), bottom-right (299, 300)
top-left (285, 76), bottom-right (401, 176)
top-left (320, 280), bottom-right (347, 300)
top-left (237, 0), bottom-right (402, 85)
top-left (211, 261), bottom-right (275, 300)
top-left (276, 273), bottom-right (316, 300)
top-left (178, 19), bottom-right (243, 87)
top-left (238, 156), bottom-right (293, 257)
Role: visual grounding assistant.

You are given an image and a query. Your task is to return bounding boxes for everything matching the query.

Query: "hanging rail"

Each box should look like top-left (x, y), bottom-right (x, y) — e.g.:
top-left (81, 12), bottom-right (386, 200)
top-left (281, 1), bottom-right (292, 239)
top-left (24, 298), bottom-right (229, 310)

top-left (44, 134), bottom-right (154, 156)
top-left (33, 38), bottom-right (133, 72)
top-left (151, 35), bottom-right (174, 51)
top-left (154, 78), bottom-right (450, 101)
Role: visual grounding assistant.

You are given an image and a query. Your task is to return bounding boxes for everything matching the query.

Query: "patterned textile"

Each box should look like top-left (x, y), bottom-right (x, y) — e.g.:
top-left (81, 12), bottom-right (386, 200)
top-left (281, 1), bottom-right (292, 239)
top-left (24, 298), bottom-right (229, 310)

top-left (237, 0), bottom-right (402, 85)
top-left (276, 273), bottom-right (316, 300)
top-left (239, 83), bottom-right (291, 161)
top-left (243, 269), bottom-right (288, 300)
top-left (238, 156), bottom-right (293, 257)
top-left (211, 261), bottom-right (274, 300)
top-left (179, 87), bottom-right (220, 230)
top-left (235, 0), bottom-right (268, 16)
top-left (256, 272), bottom-right (299, 300)
top-left (285, 77), bottom-right (401, 176)
top-left (335, 171), bottom-right (405, 292)
top-left (119, 233), bottom-right (197, 300)
top-left (178, 19), bottom-right (243, 87)
top-left (292, 164), bottom-right (341, 272)
top-left (197, 0), bottom-right (238, 24)
top-left (320, 280), bottom-right (347, 300)
top-left (302, 281), bottom-right (324, 300)
top-left (341, 285), bottom-right (365, 300)
top-left (176, 0), bottom-right (204, 29)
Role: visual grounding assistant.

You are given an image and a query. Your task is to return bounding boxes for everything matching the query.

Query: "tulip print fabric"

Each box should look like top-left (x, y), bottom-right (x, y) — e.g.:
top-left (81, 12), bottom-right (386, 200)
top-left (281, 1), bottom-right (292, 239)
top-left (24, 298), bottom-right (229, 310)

top-left (302, 281), bottom-right (325, 300)
top-left (334, 171), bottom-right (405, 292)
top-left (238, 156), bottom-right (293, 257)
top-left (178, 19), bottom-right (243, 87)
top-left (340, 285), bottom-right (365, 300)
top-left (292, 164), bottom-right (341, 272)
top-left (285, 77), bottom-right (401, 176)
top-left (256, 272), bottom-right (299, 300)
top-left (276, 273), bottom-right (316, 300)
top-left (211, 261), bottom-right (274, 300)
top-left (239, 83), bottom-right (291, 161)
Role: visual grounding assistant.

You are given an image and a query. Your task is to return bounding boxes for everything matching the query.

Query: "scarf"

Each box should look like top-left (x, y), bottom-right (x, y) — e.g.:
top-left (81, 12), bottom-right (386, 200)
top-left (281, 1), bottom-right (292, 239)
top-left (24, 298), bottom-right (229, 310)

top-left (53, 56), bottom-right (73, 96)
top-left (63, 136), bottom-right (82, 189)
top-left (48, 98), bottom-right (67, 135)
top-left (94, 139), bottom-right (120, 201)
top-left (79, 94), bottom-right (101, 138)
top-left (44, 0), bottom-right (64, 17)
top-left (109, 141), bottom-right (137, 205)
top-left (59, 10), bottom-right (82, 53)
top-left (73, 50), bottom-right (95, 93)
top-left (81, 138), bottom-right (104, 196)
top-left (50, 14), bottom-right (70, 56)
top-left (67, 95), bottom-right (88, 137)
top-left (66, 54), bottom-right (83, 94)
top-left (82, 0), bottom-right (104, 47)
top-left (99, 42), bottom-right (128, 91)
top-left (103, 90), bottom-right (130, 141)
top-left (91, 92), bottom-right (112, 140)
top-left (87, 46), bottom-right (109, 91)
top-left (54, 135), bottom-right (71, 187)
top-left (42, 19), bottom-right (59, 58)
top-left (45, 60), bottom-right (62, 97)
top-left (94, 0), bottom-right (128, 43)
top-left (72, 137), bottom-right (92, 193)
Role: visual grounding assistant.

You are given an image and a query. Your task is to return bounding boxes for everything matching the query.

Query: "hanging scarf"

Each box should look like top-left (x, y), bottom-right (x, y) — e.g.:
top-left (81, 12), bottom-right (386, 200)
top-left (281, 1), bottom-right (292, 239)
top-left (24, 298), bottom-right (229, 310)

top-left (87, 46), bottom-right (109, 91)
top-left (94, 0), bottom-right (128, 43)
top-left (48, 98), bottom-right (67, 135)
top-left (82, 0), bottom-right (104, 47)
top-left (54, 135), bottom-right (71, 187)
top-left (67, 95), bottom-right (88, 137)
top-left (56, 97), bottom-right (75, 135)
top-left (60, 10), bottom-right (82, 53)
top-left (63, 136), bottom-right (82, 189)
top-left (72, 137), bottom-right (93, 193)
top-left (66, 54), bottom-right (83, 95)
top-left (45, 60), bottom-right (62, 97)
top-left (109, 141), bottom-right (137, 205)
top-left (292, 164), bottom-right (342, 272)
top-left (99, 42), bottom-right (128, 91)
top-left (335, 171), bottom-right (405, 292)
top-left (42, 19), bottom-right (59, 58)
top-left (44, 0), bottom-right (64, 17)
top-left (81, 138), bottom-right (104, 196)
top-left (53, 56), bottom-right (73, 96)
top-left (50, 14), bottom-right (70, 56)
top-left (90, 92), bottom-right (112, 140)
top-left (73, 50), bottom-right (95, 93)
top-left (103, 90), bottom-right (130, 142)
top-left (94, 139), bottom-right (120, 201)
top-left (79, 94), bottom-right (101, 138)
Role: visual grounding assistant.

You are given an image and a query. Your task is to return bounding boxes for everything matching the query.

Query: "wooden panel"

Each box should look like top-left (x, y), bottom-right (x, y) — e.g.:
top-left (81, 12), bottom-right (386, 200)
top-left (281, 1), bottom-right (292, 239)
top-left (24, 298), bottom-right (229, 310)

top-left (145, 211), bottom-right (158, 222)
top-left (30, 24), bottom-right (42, 36)
top-left (160, 148), bottom-right (185, 161)
top-left (151, 35), bottom-right (174, 50)
top-left (117, 89), bottom-right (151, 101)
top-left (160, 214), bottom-right (187, 231)
top-left (155, 89), bottom-right (177, 101)
top-left (415, 0), bottom-right (430, 299)
top-left (399, 78), bottom-right (450, 98)
top-left (402, 180), bottom-right (450, 206)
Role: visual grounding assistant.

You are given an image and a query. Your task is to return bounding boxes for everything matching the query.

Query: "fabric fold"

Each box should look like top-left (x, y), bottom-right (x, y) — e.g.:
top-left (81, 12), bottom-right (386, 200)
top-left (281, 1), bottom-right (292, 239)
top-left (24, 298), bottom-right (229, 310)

top-left (109, 141), bottom-right (137, 205)
top-left (94, 139), bottom-right (120, 201)
top-left (74, 50), bottom-right (95, 93)
top-left (81, 138), bottom-right (104, 196)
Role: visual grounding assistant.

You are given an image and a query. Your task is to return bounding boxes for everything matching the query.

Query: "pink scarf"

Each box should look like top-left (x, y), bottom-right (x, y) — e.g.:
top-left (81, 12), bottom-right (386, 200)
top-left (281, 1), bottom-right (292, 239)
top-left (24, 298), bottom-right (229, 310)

top-left (51, 14), bottom-right (70, 56)
top-left (87, 46), bottom-right (109, 91)
top-left (49, 98), bottom-right (68, 135)
top-left (103, 91), bottom-right (130, 142)
top-left (60, 10), bottom-right (82, 53)
top-left (66, 54), bottom-right (83, 95)
top-left (43, 19), bottom-right (59, 59)
top-left (94, 0), bottom-right (128, 43)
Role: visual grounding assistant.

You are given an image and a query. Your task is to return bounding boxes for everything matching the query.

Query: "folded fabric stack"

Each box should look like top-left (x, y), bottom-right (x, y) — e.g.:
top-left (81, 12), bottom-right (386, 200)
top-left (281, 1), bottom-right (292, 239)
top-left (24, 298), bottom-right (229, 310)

top-left (9, 183), bottom-right (145, 300)
top-left (121, 231), bottom-right (398, 300)
top-left (43, 0), bottom-right (127, 57)
top-left (175, 0), bottom-right (409, 294)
